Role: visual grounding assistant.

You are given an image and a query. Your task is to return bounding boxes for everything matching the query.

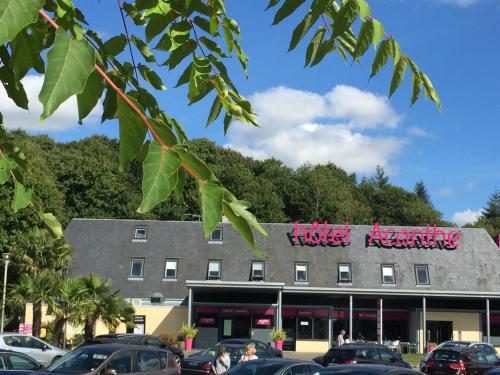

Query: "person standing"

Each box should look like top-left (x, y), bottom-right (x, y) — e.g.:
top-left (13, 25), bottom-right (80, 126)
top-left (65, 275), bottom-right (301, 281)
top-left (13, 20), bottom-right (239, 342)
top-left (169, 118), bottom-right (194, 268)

top-left (213, 347), bottom-right (230, 375)
top-left (336, 330), bottom-right (346, 346)
top-left (239, 343), bottom-right (258, 362)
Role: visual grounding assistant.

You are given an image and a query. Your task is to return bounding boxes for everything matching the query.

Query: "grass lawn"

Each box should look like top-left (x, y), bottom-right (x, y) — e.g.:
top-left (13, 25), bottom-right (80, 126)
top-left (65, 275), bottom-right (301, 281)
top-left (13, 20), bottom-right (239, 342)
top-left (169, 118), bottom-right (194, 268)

top-left (403, 353), bottom-right (424, 369)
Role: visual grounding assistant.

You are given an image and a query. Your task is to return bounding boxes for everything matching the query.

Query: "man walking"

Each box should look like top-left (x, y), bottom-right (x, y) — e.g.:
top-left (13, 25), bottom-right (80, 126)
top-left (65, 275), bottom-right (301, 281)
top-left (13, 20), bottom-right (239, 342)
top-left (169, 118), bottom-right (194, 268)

top-left (336, 329), bottom-right (346, 346)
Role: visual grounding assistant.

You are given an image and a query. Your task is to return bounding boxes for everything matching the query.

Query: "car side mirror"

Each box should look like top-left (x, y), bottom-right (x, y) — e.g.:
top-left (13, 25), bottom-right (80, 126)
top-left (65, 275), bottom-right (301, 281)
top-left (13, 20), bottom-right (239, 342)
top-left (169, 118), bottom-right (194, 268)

top-left (104, 369), bottom-right (117, 375)
top-left (42, 345), bottom-right (49, 351)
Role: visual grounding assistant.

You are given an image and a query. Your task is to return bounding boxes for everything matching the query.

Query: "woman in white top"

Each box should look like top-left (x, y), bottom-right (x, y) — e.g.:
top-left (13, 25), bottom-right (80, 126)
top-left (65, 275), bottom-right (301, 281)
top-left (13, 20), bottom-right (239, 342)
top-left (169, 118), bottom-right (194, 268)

top-left (239, 343), bottom-right (258, 362)
top-left (213, 347), bottom-right (230, 375)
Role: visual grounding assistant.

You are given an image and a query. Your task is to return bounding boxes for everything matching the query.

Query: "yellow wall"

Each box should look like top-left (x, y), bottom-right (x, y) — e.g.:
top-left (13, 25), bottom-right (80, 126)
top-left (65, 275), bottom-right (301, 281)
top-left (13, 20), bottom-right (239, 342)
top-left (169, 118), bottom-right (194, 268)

top-left (295, 340), bottom-right (328, 353)
top-left (417, 311), bottom-right (481, 352)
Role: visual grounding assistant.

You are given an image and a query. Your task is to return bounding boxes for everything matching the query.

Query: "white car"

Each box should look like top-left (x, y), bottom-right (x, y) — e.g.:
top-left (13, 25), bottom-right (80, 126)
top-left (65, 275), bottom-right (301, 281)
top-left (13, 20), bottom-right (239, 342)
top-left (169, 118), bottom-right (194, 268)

top-left (0, 333), bottom-right (67, 366)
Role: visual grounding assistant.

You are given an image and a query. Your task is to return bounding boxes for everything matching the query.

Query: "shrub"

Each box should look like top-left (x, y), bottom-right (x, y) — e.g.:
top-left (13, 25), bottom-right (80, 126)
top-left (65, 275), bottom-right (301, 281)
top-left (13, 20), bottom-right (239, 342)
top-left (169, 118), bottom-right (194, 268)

top-left (180, 323), bottom-right (198, 339)
top-left (157, 334), bottom-right (178, 347)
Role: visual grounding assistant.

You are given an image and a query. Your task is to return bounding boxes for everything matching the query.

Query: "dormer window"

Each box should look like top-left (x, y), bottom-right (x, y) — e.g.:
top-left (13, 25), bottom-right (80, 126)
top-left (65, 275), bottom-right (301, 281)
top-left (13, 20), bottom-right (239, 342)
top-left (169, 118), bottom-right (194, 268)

top-left (207, 260), bottom-right (221, 280)
top-left (338, 264), bottom-right (352, 283)
top-left (209, 227), bottom-right (223, 242)
top-left (251, 261), bottom-right (265, 281)
top-left (415, 265), bottom-right (430, 285)
top-left (381, 265), bottom-right (396, 285)
top-left (134, 228), bottom-right (148, 241)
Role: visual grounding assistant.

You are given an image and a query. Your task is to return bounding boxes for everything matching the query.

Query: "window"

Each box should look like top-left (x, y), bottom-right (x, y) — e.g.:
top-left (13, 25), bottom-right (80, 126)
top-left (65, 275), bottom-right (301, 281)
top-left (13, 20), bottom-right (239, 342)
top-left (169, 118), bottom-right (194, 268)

top-left (6, 353), bottom-right (40, 370)
top-left (207, 260), bottom-right (221, 280)
top-left (209, 227), bottom-right (223, 242)
top-left (134, 228), bottom-right (148, 241)
top-left (106, 351), bottom-right (133, 374)
top-left (295, 263), bottom-right (308, 282)
top-left (338, 264), bottom-right (352, 283)
top-left (164, 259), bottom-right (178, 280)
top-left (129, 259), bottom-right (144, 279)
top-left (136, 350), bottom-right (161, 372)
top-left (251, 261), bottom-right (265, 280)
top-left (415, 265), bottom-right (430, 285)
top-left (381, 265), bottom-right (395, 284)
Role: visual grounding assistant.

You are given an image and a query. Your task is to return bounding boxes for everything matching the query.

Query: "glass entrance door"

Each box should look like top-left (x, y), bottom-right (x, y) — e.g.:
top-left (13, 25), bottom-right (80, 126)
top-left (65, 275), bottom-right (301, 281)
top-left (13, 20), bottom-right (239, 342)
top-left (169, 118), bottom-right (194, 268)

top-left (427, 321), bottom-right (453, 343)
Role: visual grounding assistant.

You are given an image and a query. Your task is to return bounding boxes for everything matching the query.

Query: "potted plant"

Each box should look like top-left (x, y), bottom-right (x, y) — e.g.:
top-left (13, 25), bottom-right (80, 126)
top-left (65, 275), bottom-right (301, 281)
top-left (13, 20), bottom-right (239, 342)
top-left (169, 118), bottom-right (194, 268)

top-left (180, 323), bottom-right (198, 351)
top-left (270, 328), bottom-right (286, 351)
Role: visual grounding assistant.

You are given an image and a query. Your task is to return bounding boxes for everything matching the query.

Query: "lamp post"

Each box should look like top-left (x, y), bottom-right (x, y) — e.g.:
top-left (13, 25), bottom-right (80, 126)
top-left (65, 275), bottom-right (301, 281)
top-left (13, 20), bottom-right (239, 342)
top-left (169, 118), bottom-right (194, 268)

top-left (1, 253), bottom-right (11, 333)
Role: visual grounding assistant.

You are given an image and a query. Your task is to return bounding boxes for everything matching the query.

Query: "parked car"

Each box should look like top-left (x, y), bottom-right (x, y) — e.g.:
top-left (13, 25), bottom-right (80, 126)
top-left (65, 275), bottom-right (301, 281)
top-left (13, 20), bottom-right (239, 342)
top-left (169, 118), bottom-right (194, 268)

top-left (181, 344), bottom-right (271, 375)
top-left (224, 358), bottom-right (322, 375)
top-left (216, 339), bottom-right (283, 358)
top-left (0, 348), bottom-right (44, 374)
top-left (314, 364), bottom-right (423, 375)
top-left (424, 347), bottom-right (500, 375)
top-left (419, 341), bottom-right (497, 372)
top-left (82, 334), bottom-right (184, 363)
top-left (314, 344), bottom-right (412, 368)
top-left (0, 334), bottom-right (67, 367)
top-left (36, 343), bottom-right (178, 375)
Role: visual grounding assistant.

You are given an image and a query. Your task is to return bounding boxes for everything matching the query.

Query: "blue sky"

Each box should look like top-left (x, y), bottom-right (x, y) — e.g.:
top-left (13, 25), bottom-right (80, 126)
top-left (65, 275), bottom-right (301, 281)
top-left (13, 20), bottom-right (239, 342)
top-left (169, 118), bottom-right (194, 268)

top-left (1, 0), bottom-right (499, 225)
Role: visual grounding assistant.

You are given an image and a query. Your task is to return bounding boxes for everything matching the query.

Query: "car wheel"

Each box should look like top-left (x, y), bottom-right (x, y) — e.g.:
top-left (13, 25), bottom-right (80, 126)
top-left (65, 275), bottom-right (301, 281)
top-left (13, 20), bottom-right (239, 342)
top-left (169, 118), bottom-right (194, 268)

top-left (51, 356), bottom-right (62, 365)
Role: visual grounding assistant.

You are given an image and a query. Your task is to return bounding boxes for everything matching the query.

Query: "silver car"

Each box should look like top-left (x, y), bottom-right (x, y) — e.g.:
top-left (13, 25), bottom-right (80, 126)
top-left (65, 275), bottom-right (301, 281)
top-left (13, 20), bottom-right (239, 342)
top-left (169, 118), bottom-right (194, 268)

top-left (0, 333), bottom-right (67, 366)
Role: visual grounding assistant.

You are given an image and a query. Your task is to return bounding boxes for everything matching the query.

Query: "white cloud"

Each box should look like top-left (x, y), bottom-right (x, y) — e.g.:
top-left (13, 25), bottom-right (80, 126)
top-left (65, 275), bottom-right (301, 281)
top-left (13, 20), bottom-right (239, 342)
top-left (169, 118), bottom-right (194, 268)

top-left (225, 85), bottom-right (405, 173)
top-left (452, 209), bottom-right (483, 226)
top-left (435, 187), bottom-right (454, 197)
top-left (433, 0), bottom-right (481, 7)
top-left (407, 126), bottom-right (434, 138)
top-left (0, 75), bottom-right (102, 132)
top-left (464, 180), bottom-right (477, 191)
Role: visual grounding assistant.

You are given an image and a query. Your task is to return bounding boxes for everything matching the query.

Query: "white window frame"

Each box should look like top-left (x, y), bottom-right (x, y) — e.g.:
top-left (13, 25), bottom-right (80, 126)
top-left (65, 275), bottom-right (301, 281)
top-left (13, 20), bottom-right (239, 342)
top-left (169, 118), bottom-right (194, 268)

top-left (164, 259), bottom-right (178, 280)
top-left (207, 260), bottom-right (221, 280)
top-left (381, 264), bottom-right (395, 285)
top-left (415, 265), bottom-right (430, 285)
top-left (251, 261), bottom-right (265, 281)
top-left (129, 258), bottom-right (144, 279)
top-left (338, 263), bottom-right (352, 283)
top-left (133, 228), bottom-right (148, 241)
top-left (209, 227), bottom-right (223, 243)
top-left (295, 263), bottom-right (308, 282)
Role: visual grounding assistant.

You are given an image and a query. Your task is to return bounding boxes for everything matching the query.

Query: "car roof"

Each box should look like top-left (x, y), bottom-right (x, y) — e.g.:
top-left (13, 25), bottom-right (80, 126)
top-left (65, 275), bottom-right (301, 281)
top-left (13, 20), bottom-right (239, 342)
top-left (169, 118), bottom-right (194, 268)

top-left (76, 343), bottom-right (166, 351)
top-left (433, 346), bottom-right (470, 353)
top-left (318, 364), bottom-right (419, 374)
top-left (331, 344), bottom-right (386, 349)
top-left (238, 358), bottom-right (314, 365)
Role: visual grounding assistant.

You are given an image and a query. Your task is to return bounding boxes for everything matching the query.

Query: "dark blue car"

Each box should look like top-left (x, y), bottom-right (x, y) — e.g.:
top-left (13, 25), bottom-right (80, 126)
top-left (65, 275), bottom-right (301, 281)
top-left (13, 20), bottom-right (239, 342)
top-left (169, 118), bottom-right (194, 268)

top-left (0, 348), bottom-right (44, 375)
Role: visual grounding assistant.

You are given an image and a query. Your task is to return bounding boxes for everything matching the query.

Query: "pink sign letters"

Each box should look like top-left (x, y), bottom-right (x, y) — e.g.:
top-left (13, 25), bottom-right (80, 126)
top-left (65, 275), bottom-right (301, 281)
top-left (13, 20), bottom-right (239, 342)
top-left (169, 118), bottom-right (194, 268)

top-left (293, 221), bottom-right (350, 246)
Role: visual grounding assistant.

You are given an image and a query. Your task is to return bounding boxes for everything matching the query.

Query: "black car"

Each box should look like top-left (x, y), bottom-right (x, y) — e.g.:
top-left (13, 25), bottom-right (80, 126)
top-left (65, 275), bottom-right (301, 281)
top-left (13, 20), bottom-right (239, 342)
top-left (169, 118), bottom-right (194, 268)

top-left (82, 334), bottom-right (184, 363)
top-left (316, 364), bottom-right (423, 375)
top-left (216, 339), bottom-right (283, 358)
top-left (224, 358), bottom-right (322, 375)
top-left (181, 344), bottom-right (271, 375)
top-left (0, 349), bottom-right (44, 375)
top-left (315, 344), bottom-right (412, 368)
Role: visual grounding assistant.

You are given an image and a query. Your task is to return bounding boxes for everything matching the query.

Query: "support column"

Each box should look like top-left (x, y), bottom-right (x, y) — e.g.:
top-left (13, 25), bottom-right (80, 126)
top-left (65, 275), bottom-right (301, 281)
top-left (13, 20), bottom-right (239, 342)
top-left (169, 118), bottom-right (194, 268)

top-left (188, 288), bottom-right (193, 326)
top-left (277, 289), bottom-right (282, 330)
top-left (378, 298), bottom-right (383, 344)
top-left (349, 295), bottom-right (353, 342)
top-left (328, 308), bottom-right (333, 349)
top-left (487, 298), bottom-right (491, 344)
top-left (422, 296), bottom-right (427, 353)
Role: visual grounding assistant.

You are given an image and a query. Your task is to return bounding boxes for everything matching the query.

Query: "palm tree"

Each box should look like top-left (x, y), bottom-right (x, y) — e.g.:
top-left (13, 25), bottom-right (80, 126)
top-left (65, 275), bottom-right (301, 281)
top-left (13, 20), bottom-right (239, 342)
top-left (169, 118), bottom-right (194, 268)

top-left (46, 277), bottom-right (87, 347)
top-left (101, 292), bottom-right (135, 333)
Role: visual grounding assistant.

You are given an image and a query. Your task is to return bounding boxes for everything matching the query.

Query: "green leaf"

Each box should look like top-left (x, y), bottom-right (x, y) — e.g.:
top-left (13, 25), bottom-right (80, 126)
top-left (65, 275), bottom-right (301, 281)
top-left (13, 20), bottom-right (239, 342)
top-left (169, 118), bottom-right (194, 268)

top-left (354, 0), bottom-right (370, 20)
top-left (223, 201), bottom-right (268, 259)
top-left (370, 38), bottom-right (391, 78)
top-left (155, 21), bottom-right (191, 51)
top-left (163, 39), bottom-right (196, 69)
top-left (145, 13), bottom-right (170, 42)
top-left (149, 118), bottom-right (177, 147)
top-left (175, 62), bottom-right (193, 87)
top-left (116, 95), bottom-right (148, 170)
top-left (310, 38), bottom-right (334, 67)
top-left (372, 19), bottom-right (384, 48)
top-left (420, 72), bottom-right (441, 110)
top-left (138, 63), bottom-right (166, 90)
top-left (305, 27), bottom-right (326, 67)
top-left (265, 0), bottom-right (281, 10)
top-left (389, 57), bottom-right (407, 98)
top-left (332, 0), bottom-right (359, 38)
top-left (289, 12), bottom-right (317, 52)
top-left (138, 141), bottom-right (181, 213)
top-left (193, 16), bottom-right (211, 35)
top-left (200, 36), bottom-right (227, 58)
top-left (272, 0), bottom-right (306, 25)
top-left (353, 19), bottom-right (374, 61)
top-left (172, 144), bottom-right (214, 181)
top-left (39, 28), bottom-right (96, 120)
top-left (411, 72), bottom-right (422, 106)
top-left (188, 56), bottom-right (213, 104)
top-left (0, 155), bottom-right (16, 184)
top-left (77, 69), bottom-right (104, 123)
top-left (229, 200), bottom-right (268, 237)
top-left (102, 35), bottom-right (127, 57)
top-left (131, 34), bottom-right (156, 63)
top-left (11, 181), bottom-right (32, 213)
top-left (0, 65), bottom-right (28, 109)
top-left (223, 113), bottom-right (232, 134)
top-left (10, 28), bottom-right (44, 80)
top-left (222, 20), bottom-right (234, 54)
top-left (207, 96), bottom-right (223, 126)
top-left (390, 38), bottom-right (400, 66)
top-left (41, 212), bottom-right (63, 239)
top-left (234, 40), bottom-right (249, 77)
top-left (200, 181), bottom-right (223, 238)
top-left (0, 0), bottom-right (44, 45)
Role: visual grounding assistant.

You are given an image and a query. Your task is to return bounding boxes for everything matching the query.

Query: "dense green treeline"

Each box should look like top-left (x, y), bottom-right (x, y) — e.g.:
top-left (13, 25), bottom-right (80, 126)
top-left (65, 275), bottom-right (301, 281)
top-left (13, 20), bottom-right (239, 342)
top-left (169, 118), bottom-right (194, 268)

top-left (1, 130), bottom-right (451, 233)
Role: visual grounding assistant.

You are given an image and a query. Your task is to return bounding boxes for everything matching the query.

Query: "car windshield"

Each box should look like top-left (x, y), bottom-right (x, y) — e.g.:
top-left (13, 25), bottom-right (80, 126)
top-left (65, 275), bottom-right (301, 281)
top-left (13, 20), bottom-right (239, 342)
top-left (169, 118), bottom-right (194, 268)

top-left (201, 346), bottom-right (245, 359)
top-left (46, 347), bottom-right (112, 373)
top-left (440, 343), bottom-right (470, 348)
top-left (430, 350), bottom-right (461, 362)
top-left (315, 369), bottom-right (387, 375)
top-left (225, 362), bottom-right (284, 375)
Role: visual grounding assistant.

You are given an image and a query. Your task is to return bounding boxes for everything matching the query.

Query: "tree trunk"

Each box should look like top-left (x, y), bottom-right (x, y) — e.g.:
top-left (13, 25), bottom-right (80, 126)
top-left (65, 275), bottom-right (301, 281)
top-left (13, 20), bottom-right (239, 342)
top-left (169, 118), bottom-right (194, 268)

top-left (32, 302), bottom-right (42, 338)
top-left (84, 317), bottom-right (95, 341)
top-left (53, 317), bottom-right (66, 347)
